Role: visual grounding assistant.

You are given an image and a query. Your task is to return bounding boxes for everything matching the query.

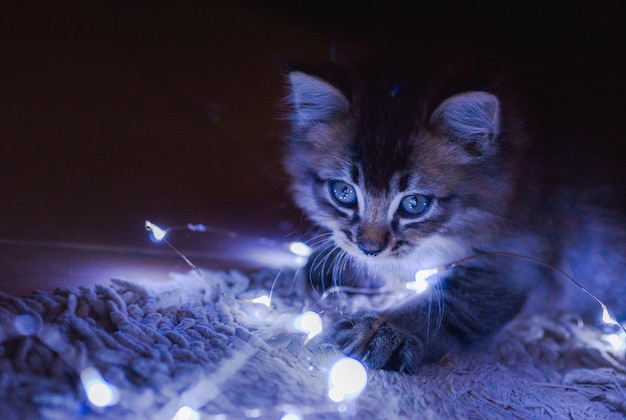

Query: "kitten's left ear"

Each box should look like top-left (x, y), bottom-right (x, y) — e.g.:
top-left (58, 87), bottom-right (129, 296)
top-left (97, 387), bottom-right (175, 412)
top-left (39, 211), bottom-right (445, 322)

top-left (287, 71), bottom-right (349, 126)
top-left (429, 91), bottom-right (501, 157)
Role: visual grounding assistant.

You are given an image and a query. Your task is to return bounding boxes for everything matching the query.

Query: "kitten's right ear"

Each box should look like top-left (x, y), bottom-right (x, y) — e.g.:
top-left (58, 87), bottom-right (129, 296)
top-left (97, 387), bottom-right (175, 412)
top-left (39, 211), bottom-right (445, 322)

top-left (287, 71), bottom-right (349, 126)
top-left (429, 91), bottom-right (501, 157)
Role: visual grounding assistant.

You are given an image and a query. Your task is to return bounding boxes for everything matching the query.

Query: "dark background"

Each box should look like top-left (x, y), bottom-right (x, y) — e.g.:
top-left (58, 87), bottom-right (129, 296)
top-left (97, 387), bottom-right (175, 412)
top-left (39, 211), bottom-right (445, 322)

top-left (1, 1), bottom-right (624, 292)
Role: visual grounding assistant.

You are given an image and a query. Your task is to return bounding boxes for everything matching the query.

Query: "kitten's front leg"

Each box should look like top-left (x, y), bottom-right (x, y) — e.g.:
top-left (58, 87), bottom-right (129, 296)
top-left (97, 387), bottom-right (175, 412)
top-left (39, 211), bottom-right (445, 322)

top-left (332, 302), bottom-right (455, 374)
top-left (333, 307), bottom-right (449, 373)
top-left (331, 266), bottom-right (527, 373)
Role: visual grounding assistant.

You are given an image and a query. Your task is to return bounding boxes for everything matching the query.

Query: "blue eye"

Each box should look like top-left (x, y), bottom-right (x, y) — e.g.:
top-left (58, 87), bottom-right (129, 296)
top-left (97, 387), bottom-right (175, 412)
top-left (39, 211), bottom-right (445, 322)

top-left (400, 194), bottom-right (432, 216)
top-left (329, 180), bottom-right (357, 207)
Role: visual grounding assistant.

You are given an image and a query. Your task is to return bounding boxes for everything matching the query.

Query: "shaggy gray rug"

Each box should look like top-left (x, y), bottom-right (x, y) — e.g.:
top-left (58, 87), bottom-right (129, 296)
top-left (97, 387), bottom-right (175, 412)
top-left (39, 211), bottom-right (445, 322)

top-left (1, 267), bottom-right (625, 419)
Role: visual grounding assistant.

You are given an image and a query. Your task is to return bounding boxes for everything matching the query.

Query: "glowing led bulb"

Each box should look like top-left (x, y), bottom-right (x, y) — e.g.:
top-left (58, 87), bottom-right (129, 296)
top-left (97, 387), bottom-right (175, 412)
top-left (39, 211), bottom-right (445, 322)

top-left (145, 220), bottom-right (168, 241)
top-left (598, 305), bottom-right (626, 351)
top-left (80, 367), bottom-right (119, 407)
top-left (328, 357), bottom-right (368, 402)
top-left (408, 267), bottom-right (440, 293)
top-left (280, 412), bottom-right (302, 420)
top-left (288, 241), bottom-right (313, 257)
top-left (173, 406), bottom-right (200, 420)
top-left (293, 311), bottom-right (323, 343)
top-left (601, 306), bottom-right (618, 326)
top-left (251, 295), bottom-right (271, 308)
top-left (603, 333), bottom-right (626, 351)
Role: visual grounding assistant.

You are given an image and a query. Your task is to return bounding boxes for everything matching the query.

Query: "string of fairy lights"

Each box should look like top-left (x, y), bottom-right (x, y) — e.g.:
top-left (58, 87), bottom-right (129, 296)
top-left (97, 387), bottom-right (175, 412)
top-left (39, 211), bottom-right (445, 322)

top-left (66, 219), bottom-right (625, 419)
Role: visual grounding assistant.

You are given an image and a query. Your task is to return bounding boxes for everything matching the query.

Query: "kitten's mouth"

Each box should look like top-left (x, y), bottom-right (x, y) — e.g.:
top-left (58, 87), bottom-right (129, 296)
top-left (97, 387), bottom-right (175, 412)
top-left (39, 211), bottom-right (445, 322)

top-left (337, 239), bottom-right (405, 262)
top-left (357, 243), bottom-right (384, 257)
top-left (332, 231), bottom-right (413, 261)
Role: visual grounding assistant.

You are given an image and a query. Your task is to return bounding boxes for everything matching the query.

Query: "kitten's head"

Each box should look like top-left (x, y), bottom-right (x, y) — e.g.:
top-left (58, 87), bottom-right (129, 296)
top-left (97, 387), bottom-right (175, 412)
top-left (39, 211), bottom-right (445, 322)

top-left (281, 61), bottom-right (529, 273)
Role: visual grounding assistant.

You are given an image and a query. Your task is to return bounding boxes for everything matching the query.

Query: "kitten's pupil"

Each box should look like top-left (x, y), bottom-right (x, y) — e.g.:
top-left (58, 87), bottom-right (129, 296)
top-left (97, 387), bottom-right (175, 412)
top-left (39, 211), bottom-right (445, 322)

top-left (400, 194), bottom-right (432, 216)
top-left (330, 180), bottom-right (357, 207)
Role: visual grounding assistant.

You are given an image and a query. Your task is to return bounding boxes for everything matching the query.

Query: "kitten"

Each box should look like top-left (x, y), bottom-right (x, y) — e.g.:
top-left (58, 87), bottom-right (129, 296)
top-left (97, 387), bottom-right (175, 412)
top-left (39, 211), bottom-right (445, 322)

top-left (280, 59), bottom-right (626, 373)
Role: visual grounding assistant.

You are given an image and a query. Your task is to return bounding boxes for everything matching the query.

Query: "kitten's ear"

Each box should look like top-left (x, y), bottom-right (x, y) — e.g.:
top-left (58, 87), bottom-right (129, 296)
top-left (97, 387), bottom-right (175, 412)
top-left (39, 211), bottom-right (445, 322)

top-left (429, 91), bottom-right (501, 156)
top-left (287, 71), bottom-right (349, 126)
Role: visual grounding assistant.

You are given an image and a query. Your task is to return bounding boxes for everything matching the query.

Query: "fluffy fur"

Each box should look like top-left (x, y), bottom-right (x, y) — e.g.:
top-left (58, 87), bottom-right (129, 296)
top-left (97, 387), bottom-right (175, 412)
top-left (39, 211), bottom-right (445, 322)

top-left (281, 59), bottom-right (626, 373)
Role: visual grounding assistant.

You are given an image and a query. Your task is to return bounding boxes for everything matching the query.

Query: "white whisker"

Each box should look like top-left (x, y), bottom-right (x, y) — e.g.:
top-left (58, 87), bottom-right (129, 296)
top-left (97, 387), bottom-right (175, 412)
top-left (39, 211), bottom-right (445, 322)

top-left (268, 269), bottom-right (284, 305)
top-left (432, 282), bottom-right (445, 339)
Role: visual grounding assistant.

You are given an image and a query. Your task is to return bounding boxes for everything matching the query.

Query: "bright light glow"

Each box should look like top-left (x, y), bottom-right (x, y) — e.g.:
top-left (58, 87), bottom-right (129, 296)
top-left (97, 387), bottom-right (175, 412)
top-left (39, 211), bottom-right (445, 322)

top-left (407, 267), bottom-right (439, 293)
top-left (280, 412), bottom-right (302, 420)
top-left (599, 305), bottom-right (626, 351)
top-left (603, 333), bottom-right (626, 352)
top-left (328, 357), bottom-right (367, 402)
top-left (145, 220), bottom-right (168, 241)
top-left (602, 306), bottom-right (618, 325)
top-left (172, 406), bottom-right (200, 420)
top-left (251, 295), bottom-right (271, 308)
top-left (80, 367), bottom-right (119, 407)
top-left (293, 311), bottom-right (323, 343)
top-left (293, 256), bottom-right (307, 267)
top-left (186, 223), bottom-right (207, 232)
top-left (288, 241), bottom-right (313, 257)
top-left (245, 408), bottom-right (262, 418)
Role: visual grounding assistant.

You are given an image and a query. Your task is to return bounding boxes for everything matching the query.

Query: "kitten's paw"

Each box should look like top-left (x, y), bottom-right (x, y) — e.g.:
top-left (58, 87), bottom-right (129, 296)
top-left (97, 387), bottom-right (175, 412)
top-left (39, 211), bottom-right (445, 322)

top-left (332, 309), bottom-right (425, 373)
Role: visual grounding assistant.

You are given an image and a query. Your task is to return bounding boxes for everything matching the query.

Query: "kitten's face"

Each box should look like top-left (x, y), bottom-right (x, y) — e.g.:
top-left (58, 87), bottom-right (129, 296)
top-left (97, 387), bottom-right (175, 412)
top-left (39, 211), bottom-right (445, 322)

top-left (283, 63), bottom-right (525, 272)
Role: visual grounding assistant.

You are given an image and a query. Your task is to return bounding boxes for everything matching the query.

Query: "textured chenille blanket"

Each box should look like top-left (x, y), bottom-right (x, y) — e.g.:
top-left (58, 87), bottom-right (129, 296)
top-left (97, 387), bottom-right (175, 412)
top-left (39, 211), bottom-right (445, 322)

top-left (1, 268), bottom-right (625, 419)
